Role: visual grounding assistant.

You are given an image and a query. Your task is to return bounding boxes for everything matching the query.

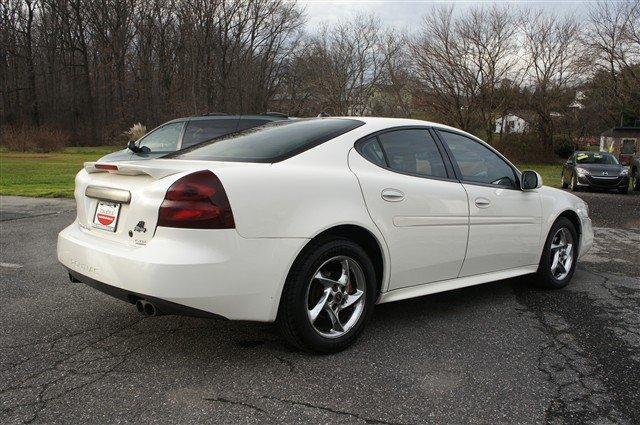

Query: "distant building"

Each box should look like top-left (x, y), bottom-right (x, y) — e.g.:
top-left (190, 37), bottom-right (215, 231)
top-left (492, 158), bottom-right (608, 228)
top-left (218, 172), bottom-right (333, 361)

top-left (568, 91), bottom-right (585, 110)
top-left (494, 113), bottom-right (529, 134)
top-left (494, 109), bottom-right (568, 134)
top-left (600, 127), bottom-right (640, 165)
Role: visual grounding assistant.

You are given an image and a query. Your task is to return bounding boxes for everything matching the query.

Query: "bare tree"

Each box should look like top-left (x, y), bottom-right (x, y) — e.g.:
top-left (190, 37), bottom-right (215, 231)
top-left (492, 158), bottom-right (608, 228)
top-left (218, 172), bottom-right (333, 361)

top-left (411, 6), bottom-right (479, 131)
top-left (412, 5), bottom-right (525, 139)
top-left (1, 0), bottom-right (639, 149)
top-left (522, 11), bottom-right (581, 145)
top-left (459, 5), bottom-right (523, 142)
top-left (370, 31), bottom-right (414, 117)
top-left (584, 0), bottom-right (640, 127)
top-left (301, 15), bottom-right (388, 115)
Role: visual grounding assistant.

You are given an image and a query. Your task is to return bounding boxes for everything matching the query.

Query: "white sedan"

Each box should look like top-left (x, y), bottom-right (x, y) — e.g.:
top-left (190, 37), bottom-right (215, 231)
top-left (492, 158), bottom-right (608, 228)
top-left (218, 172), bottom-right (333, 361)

top-left (58, 117), bottom-right (593, 353)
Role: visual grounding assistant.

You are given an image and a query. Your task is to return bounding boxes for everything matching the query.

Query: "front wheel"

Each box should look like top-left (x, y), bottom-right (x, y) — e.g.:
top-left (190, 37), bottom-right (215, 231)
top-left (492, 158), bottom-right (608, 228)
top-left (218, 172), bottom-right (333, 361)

top-left (534, 217), bottom-right (579, 289)
top-left (633, 170), bottom-right (640, 191)
top-left (277, 237), bottom-right (377, 353)
top-left (561, 173), bottom-right (569, 189)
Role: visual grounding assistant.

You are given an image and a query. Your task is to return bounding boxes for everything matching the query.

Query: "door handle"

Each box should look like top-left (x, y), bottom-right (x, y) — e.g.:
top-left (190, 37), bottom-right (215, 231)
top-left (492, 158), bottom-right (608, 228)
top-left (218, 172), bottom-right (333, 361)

top-left (474, 197), bottom-right (491, 208)
top-left (381, 188), bottom-right (405, 202)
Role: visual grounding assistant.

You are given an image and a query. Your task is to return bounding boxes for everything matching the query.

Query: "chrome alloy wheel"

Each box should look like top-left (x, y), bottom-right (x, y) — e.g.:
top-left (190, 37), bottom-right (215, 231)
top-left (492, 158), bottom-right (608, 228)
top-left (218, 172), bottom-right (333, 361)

top-left (306, 256), bottom-right (366, 338)
top-left (550, 227), bottom-right (574, 280)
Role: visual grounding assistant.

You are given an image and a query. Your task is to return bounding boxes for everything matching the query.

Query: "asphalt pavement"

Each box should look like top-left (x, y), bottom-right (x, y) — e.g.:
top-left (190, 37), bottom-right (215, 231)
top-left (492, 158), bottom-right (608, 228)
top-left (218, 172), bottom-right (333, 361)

top-left (0, 191), bottom-right (638, 424)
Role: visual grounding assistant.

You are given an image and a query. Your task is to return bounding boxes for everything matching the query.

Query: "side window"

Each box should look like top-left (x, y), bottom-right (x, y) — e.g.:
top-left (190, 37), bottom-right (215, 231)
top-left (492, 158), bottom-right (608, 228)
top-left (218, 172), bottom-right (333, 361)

top-left (358, 137), bottom-right (386, 167)
top-left (181, 119), bottom-right (239, 148)
top-left (377, 129), bottom-right (447, 178)
top-left (138, 122), bottom-right (184, 152)
top-left (439, 131), bottom-right (516, 188)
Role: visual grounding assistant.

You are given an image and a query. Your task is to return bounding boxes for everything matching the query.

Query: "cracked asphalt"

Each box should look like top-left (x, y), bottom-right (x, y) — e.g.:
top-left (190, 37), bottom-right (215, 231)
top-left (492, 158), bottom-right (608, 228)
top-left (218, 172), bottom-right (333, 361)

top-left (0, 192), bottom-right (639, 424)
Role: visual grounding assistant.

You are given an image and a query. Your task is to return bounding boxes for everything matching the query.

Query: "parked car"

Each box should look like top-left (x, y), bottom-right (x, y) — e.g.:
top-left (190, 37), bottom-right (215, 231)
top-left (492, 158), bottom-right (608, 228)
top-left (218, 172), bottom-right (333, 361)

top-left (58, 117), bottom-right (593, 353)
top-left (561, 151), bottom-right (630, 194)
top-left (99, 113), bottom-right (289, 162)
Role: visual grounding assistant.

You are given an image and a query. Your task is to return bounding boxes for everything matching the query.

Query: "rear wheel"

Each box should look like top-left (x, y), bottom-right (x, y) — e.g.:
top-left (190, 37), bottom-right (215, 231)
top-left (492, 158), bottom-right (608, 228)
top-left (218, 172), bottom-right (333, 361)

top-left (277, 237), bottom-right (376, 353)
top-left (533, 217), bottom-right (578, 289)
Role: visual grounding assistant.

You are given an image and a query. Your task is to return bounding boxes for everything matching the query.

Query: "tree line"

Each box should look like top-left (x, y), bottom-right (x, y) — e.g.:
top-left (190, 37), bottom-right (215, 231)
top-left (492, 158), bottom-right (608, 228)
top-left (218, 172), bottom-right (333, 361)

top-left (1, 0), bottom-right (639, 147)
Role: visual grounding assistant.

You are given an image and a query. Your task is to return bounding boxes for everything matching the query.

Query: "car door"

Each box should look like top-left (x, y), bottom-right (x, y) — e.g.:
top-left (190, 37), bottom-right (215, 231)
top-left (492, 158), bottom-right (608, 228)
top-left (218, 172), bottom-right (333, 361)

top-left (348, 128), bottom-right (469, 291)
top-left (436, 130), bottom-right (542, 277)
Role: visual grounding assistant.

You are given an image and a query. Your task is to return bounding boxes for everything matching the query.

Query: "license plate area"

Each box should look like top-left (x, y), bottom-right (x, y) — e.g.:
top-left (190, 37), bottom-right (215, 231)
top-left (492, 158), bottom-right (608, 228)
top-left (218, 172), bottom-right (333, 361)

top-left (92, 201), bottom-right (121, 232)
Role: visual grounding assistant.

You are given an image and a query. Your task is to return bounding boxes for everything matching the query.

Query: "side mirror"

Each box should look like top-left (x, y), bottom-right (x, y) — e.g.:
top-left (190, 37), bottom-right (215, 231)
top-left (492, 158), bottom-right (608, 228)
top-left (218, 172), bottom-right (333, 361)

top-left (521, 170), bottom-right (542, 191)
top-left (127, 140), bottom-right (150, 154)
top-left (127, 140), bottom-right (141, 153)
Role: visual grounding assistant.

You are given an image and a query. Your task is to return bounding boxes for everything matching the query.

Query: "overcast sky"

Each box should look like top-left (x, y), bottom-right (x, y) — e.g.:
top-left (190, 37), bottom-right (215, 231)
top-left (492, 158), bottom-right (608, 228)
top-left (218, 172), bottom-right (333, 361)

top-left (300, 0), bottom-right (590, 31)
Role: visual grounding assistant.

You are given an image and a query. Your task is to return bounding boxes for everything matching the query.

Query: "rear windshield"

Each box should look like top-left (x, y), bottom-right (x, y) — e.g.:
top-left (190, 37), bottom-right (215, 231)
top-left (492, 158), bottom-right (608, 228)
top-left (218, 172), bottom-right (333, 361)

top-left (167, 118), bottom-right (364, 162)
top-left (575, 152), bottom-right (619, 165)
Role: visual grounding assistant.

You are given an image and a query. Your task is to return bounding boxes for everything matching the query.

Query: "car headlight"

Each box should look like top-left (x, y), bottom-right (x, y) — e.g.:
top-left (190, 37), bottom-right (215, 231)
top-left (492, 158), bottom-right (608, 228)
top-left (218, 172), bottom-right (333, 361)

top-left (620, 167), bottom-right (629, 176)
top-left (575, 167), bottom-right (589, 176)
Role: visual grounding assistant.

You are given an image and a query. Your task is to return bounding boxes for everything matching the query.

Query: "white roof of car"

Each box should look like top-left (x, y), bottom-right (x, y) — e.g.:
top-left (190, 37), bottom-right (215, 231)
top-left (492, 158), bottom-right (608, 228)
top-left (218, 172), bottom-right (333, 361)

top-left (339, 116), bottom-right (474, 138)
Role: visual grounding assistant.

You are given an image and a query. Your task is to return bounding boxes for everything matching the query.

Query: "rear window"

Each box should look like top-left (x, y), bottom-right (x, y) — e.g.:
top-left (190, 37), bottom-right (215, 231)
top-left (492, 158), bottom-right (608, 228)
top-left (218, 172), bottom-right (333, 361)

top-left (168, 118), bottom-right (364, 162)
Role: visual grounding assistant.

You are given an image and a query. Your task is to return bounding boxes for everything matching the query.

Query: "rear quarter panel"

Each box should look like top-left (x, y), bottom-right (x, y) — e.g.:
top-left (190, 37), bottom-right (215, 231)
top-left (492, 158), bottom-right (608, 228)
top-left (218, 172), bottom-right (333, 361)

top-left (216, 135), bottom-right (380, 240)
top-left (213, 132), bottom-right (394, 294)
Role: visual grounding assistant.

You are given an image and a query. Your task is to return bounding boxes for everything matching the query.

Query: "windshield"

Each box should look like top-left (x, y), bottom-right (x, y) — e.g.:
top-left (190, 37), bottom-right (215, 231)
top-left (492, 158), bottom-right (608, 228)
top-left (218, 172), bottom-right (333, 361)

top-left (166, 118), bottom-right (364, 162)
top-left (575, 152), bottom-right (619, 165)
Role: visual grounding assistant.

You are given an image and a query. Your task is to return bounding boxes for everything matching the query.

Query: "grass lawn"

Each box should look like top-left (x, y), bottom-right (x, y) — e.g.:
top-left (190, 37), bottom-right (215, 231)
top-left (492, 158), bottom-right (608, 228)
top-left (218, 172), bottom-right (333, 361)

top-left (517, 163), bottom-right (563, 189)
top-left (0, 147), bottom-right (119, 198)
top-left (0, 147), bottom-right (564, 198)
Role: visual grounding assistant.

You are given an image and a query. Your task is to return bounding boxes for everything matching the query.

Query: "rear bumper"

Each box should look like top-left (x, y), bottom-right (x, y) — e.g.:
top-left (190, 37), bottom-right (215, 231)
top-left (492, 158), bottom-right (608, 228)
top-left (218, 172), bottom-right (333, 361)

top-left (57, 221), bottom-right (307, 321)
top-left (66, 268), bottom-right (225, 319)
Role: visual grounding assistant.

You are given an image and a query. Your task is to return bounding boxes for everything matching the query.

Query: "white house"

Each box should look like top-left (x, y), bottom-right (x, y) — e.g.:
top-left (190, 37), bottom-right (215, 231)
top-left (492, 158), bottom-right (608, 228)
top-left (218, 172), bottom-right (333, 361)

top-left (494, 114), bottom-right (529, 134)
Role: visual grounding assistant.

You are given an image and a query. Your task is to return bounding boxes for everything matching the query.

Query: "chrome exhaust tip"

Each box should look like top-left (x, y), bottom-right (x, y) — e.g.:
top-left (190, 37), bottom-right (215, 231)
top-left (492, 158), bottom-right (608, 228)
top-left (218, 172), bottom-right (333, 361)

top-left (143, 301), bottom-right (157, 317)
top-left (135, 299), bottom-right (158, 317)
top-left (135, 299), bottom-right (145, 314)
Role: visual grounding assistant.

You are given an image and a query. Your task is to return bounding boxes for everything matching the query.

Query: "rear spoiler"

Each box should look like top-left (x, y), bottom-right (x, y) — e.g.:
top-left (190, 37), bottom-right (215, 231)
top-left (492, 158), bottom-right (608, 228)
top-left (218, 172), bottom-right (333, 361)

top-left (84, 162), bottom-right (183, 180)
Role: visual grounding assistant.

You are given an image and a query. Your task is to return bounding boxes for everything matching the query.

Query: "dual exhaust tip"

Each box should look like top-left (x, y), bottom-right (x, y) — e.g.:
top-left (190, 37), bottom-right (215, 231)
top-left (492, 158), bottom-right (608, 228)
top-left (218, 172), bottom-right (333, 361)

top-left (135, 299), bottom-right (159, 317)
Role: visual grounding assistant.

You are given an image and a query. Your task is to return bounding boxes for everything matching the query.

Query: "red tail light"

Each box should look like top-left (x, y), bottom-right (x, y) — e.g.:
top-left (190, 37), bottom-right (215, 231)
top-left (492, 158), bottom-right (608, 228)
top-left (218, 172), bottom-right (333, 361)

top-left (95, 163), bottom-right (119, 171)
top-left (158, 170), bottom-right (235, 229)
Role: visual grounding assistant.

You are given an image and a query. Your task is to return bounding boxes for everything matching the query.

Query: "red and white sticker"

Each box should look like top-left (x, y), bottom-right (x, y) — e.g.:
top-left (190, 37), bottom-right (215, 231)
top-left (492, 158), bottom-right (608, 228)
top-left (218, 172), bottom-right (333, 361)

top-left (92, 201), bottom-right (121, 232)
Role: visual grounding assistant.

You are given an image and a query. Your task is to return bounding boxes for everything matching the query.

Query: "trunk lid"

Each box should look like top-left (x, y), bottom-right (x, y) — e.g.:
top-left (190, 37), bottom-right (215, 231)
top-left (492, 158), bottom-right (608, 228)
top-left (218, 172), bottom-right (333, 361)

top-left (75, 159), bottom-right (254, 246)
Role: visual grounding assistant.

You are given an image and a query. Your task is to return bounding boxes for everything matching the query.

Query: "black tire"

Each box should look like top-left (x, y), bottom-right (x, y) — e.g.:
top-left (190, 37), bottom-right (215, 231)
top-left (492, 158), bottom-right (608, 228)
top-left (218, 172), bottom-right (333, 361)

top-left (632, 170), bottom-right (640, 191)
top-left (619, 185), bottom-right (628, 194)
top-left (276, 237), bottom-right (377, 353)
top-left (533, 217), bottom-right (579, 289)
top-left (570, 174), bottom-right (580, 191)
top-left (561, 173), bottom-right (569, 189)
